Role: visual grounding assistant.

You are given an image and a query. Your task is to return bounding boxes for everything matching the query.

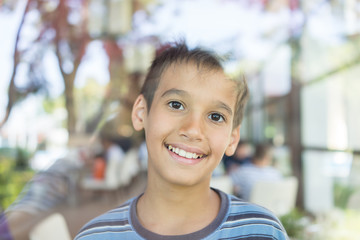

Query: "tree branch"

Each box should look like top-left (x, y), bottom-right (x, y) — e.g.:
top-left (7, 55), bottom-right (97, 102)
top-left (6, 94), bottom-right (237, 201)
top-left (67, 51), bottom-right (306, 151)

top-left (0, 0), bottom-right (32, 128)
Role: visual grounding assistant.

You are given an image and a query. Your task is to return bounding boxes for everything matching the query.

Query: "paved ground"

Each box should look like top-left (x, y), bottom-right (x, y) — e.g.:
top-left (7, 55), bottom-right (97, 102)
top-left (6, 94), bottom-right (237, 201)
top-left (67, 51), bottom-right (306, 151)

top-left (5, 172), bottom-right (147, 240)
top-left (63, 172), bottom-right (147, 238)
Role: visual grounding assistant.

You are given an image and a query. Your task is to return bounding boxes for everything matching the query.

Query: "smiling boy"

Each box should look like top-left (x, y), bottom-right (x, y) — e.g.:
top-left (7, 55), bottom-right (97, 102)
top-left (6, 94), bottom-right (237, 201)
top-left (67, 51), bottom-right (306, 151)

top-left (75, 42), bottom-right (288, 239)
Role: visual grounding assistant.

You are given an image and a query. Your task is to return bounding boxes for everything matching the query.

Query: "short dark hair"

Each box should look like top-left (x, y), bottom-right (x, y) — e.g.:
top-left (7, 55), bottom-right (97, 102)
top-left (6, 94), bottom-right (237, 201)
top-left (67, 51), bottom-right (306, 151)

top-left (140, 41), bottom-right (249, 127)
top-left (237, 140), bottom-right (251, 148)
top-left (253, 144), bottom-right (272, 161)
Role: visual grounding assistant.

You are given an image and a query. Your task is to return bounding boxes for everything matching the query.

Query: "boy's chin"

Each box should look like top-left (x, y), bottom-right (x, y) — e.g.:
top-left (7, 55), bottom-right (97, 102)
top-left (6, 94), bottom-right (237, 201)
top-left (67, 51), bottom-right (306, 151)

top-left (164, 173), bottom-right (211, 189)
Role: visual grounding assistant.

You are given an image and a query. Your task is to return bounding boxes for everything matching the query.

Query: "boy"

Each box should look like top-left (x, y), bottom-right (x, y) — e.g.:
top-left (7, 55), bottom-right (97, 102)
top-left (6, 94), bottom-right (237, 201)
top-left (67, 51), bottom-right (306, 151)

top-left (75, 42), bottom-right (288, 239)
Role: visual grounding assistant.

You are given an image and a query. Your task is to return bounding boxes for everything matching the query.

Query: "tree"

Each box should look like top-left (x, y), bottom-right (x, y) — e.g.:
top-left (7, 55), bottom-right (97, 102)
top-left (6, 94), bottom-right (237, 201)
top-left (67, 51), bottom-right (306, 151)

top-left (1, 0), bottom-right (153, 139)
top-left (1, 0), bottom-right (90, 136)
top-left (51, 0), bottom-right (90, 135)
top-left (0, 0), bottom-right (41, 128)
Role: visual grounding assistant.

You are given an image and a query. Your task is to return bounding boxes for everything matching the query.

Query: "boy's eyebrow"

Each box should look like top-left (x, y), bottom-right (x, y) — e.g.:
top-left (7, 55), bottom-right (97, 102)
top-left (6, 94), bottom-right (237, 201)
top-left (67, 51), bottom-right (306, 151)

top-left (161, 88), bottom-right (189, 98)
top-left (161, 88), bottom-right (233, 116)
top-left (215, 101), bottom-right (233, 117)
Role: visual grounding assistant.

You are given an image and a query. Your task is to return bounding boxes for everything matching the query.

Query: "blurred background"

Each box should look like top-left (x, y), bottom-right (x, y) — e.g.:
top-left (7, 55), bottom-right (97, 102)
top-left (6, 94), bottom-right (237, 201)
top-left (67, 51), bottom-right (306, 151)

top-left (1, 0), bottom-right (360, 239)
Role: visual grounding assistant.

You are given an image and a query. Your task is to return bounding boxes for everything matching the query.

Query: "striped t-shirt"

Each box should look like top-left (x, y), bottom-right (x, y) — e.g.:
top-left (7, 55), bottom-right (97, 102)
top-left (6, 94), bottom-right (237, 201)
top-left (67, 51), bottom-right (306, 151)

top-left (75, 189), bottom-right (288, 240)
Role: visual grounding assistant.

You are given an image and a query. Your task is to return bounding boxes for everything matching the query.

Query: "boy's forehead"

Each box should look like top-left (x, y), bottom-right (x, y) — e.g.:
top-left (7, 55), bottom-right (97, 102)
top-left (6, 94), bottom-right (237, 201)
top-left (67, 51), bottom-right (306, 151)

top-left (155, 62), bottom-right (238, 107)
top-left (158, 62), bottom-right (229, 86)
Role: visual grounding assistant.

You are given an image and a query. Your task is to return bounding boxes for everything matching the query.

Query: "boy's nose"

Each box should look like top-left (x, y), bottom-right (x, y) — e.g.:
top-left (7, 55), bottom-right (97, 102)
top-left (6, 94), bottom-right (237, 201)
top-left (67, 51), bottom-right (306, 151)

top-left (179, 112), bottom-right (204, 141)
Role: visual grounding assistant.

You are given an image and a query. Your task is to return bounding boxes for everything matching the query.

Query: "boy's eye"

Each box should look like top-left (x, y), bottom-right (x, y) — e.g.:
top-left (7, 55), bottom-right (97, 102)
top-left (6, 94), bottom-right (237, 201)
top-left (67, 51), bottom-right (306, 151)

top-left (208, 113), bottom-right (225, 123)
top-left (168, 101), bottom-right (184, 110)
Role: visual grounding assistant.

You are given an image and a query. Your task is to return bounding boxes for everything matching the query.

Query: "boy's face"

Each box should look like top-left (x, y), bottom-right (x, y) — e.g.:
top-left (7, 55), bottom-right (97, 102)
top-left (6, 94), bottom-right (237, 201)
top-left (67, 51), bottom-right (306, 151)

top-left (132, 63), bottom-right (240, 187)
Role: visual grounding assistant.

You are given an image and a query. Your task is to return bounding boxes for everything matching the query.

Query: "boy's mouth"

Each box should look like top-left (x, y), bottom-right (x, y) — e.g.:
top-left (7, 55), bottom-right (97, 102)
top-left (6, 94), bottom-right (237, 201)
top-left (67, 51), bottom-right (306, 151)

top-left (165, 144), bottom-right (206, 159)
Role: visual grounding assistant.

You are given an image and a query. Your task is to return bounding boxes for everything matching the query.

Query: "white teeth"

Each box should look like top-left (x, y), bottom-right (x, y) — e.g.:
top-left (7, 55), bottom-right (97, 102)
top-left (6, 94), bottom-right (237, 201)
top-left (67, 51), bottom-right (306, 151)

top-left (179, 149), bottom-right (186, 157)
top-left (167, 145), bottom-right (203, 159)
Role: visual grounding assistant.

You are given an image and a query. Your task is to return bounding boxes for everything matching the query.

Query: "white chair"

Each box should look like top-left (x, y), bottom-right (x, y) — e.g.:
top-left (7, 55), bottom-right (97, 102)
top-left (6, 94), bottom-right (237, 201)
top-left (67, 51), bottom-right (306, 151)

top-left (117, 148), bottom-right (140, 186)
top-left (249, 176), bottom-right (298, 216)
top-left (81, 148), bottom-right (140, 193)
top-left (29, 213), bottom-right (71, 240)
top-left (347, 190), bottom-right (360, 210)
top-left (81, 157), bottom-right (122, 191)
top-left (210, 175), bottom-right (234, 194)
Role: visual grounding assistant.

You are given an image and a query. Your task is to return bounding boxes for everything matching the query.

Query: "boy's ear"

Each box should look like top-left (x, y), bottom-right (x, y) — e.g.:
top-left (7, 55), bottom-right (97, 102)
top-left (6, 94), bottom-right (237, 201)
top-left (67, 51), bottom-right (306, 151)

top-left (225, 125), bottom-right (241, 156)
top-left (132, 95), bottom-right (147, 131)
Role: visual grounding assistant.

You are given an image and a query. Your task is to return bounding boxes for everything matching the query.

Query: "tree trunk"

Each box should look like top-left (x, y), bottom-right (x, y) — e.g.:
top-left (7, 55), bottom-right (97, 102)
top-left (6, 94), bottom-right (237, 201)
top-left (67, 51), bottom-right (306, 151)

top-left (64, 74), bottom-right (77, 135)
top-left (0, 0), bottom-right (31, 128)
top-left (53, 0), bottom-right (89, 138)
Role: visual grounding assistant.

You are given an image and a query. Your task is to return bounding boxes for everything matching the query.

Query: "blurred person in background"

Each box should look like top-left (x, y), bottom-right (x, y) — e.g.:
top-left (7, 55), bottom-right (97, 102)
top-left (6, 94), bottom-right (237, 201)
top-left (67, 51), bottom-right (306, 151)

top-left (99, 133), bottom-right (125, 165)
top-left (223, 140), bottom-right (253, 174)
top-left (230, 143), bottom-right (282, 201)
top-left (92, 153), bottom-right (106, 180)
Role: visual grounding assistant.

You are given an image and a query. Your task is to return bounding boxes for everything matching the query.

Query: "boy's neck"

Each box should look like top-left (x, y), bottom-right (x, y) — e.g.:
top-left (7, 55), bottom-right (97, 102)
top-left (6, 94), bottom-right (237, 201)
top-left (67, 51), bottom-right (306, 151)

top-left (136, 181), bottom-right (221, 236)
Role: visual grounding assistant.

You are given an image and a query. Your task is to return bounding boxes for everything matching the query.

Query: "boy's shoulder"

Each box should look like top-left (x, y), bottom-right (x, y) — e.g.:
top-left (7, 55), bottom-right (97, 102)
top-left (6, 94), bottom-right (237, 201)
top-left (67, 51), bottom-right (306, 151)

top-left (227, 194), bottom-right (281, 221)
top-left (222, 194), bottom-right (288, 239)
